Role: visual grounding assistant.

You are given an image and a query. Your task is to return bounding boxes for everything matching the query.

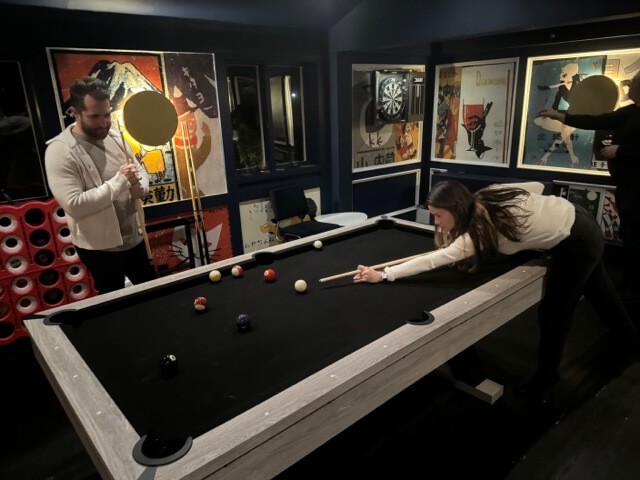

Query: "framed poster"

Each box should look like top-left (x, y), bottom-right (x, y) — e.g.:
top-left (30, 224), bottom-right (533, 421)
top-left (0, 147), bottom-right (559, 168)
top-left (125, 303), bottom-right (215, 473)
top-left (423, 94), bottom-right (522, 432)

top-left (555, 181), bottom-right (622, 245)
top-left (431, 58), bottom-right (518, 167)
top-left (0, 61), bottom-right (48, 202)
top-left (149, 206), bottom-right (233, 270)
top-left (352, 64), bottom-right (424, 172)
top-left (518, 48), bottom-right (640, 174)
top-left (239, 188), bottom-right (322, 254)
top-left (46, 48), bottom-right (227, 205)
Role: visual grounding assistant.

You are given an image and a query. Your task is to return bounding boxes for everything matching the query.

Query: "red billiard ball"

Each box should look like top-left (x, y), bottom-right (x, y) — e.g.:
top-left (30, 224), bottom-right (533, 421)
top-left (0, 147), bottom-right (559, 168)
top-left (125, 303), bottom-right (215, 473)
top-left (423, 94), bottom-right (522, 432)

top-left (263, 268), bottom-right (276, 282)
top-left (193, 296), bottom-right (208, 311)
top-left (231, 265), bottom-right (244, 277)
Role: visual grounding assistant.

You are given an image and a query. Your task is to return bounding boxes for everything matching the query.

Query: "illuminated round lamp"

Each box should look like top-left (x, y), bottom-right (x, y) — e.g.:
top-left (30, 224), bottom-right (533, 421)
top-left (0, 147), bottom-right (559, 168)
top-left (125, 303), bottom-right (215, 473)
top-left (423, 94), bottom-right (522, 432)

top-left (1, 234), bottom-right (24, 255)
top-left (65, 264), bottom-right (86, 282)
top-left (61, 245), bottom-right (79, 263)
top-left (11, 276), bottom-right (34, 296)
top-left (69, 282), bottom-right (90, 301)
top-left (5, 255), bottom-right (29, 275)
top-left (51, 206), bottom-right (67, 224)
top-left (56, 225), bottom-right (71, 244)
top-left (0, 213), bottom-right (18, 234)
top-left (15, 295), bottom-right (38, 315)
top-left (123, 91), bottom-right (179, 146)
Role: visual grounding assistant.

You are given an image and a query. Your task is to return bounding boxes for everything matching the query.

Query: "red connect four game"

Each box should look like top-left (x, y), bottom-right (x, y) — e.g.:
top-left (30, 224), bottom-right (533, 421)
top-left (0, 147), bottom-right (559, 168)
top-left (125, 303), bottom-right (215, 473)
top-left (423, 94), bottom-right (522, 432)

top-left (0, 198), bottom-right (97, 345)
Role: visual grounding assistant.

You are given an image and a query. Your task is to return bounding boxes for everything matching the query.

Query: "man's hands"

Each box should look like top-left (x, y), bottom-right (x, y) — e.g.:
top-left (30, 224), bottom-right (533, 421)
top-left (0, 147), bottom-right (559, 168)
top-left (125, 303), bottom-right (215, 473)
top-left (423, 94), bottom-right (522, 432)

top-left (119, 164), bottom-right (145, 199)
top-left (537, 108), bottom-right (565, 122)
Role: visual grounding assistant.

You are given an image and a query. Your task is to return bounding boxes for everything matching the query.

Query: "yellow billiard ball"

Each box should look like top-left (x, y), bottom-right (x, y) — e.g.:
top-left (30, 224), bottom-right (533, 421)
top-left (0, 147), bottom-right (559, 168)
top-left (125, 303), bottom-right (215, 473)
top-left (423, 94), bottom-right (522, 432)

top-left (209, 270), bottom-right (222, 282)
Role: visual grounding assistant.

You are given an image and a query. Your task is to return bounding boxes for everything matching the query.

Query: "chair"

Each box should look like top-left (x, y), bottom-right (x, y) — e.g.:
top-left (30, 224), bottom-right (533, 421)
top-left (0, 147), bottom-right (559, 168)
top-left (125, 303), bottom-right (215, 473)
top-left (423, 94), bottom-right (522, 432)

top-left (269, 186), bottom-right (340, 241)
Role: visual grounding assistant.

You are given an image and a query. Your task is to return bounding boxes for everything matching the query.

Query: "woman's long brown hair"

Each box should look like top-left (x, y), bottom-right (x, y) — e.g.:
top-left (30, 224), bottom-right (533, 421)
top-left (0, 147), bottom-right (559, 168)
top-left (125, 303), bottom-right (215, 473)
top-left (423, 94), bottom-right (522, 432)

top-left (427, 180), bottom-right (532, 271)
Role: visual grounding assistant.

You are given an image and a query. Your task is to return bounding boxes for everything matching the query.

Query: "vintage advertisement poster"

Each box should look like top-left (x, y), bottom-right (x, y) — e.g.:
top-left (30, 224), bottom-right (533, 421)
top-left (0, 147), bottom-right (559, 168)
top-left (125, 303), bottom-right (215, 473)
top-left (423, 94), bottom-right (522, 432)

top-left (518, 48), bottom-right (640, 174)
top-left (432, 58), bottom-right (518, 167)
top-left (47, 48), bottom-right (227, 205)
top-left (239, 188), bottom-right (322, 253)
top-left (148, 205), bottom-right (233, 271)
top-left (352, 64), bottom-right (423, 172)
top-left (556, 182), bottom-right (621, 245)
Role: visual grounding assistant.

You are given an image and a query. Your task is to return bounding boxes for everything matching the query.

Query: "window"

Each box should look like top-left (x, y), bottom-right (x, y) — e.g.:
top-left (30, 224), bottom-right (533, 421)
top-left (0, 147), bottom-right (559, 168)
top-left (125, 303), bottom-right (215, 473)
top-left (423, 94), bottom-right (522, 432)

top-left (227, 64), bottom-right (308, 175)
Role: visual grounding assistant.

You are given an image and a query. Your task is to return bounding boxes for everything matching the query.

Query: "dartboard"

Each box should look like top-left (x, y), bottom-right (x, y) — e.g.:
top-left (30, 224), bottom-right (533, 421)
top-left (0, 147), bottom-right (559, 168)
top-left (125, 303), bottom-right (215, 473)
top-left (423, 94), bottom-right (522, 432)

top-left (378, 76), bottom-right (406, 121)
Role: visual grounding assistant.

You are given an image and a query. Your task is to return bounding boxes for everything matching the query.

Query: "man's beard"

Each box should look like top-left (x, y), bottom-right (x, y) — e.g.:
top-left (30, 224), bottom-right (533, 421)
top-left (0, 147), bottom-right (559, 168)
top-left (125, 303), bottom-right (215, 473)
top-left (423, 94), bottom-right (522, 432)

top-left (80, 119), bottom-right (110, 140)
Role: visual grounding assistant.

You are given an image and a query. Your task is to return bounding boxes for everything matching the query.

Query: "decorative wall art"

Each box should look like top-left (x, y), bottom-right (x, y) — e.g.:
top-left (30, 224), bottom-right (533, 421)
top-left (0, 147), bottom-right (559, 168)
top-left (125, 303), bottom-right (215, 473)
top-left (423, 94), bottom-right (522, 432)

top-left (46, 48), bottom-right (227, 205)
top-left (431, 58), bottom-right (518, 167)
top-left (518, 48), bottom-right (640, 174)
top-left (352, 64), bottom-right (425, 172)
top-left (555, 181), bottom-right (621, 245)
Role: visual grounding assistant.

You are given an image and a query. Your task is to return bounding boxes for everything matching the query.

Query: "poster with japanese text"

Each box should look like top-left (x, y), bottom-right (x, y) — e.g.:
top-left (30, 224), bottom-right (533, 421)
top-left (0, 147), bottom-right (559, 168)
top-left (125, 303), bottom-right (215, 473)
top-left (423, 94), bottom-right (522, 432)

top-left (518, 48), bottom-right (640, 174)
top-left (352, 64), bottom-right (424, 172)
top-left (47, 48), bottom-right (227, 206)
top-left (431, 58), bottom-right (518, 167)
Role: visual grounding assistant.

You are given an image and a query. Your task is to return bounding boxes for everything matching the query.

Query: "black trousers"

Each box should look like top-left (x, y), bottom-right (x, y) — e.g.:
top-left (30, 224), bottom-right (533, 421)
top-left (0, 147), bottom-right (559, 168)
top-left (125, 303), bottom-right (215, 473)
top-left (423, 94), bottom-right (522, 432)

top-left (615, 185), bottom-right (640, 292)
top-left (535, 204), bottom-right (638, 383)
top-left (76, 241), bottom-right (157, 295)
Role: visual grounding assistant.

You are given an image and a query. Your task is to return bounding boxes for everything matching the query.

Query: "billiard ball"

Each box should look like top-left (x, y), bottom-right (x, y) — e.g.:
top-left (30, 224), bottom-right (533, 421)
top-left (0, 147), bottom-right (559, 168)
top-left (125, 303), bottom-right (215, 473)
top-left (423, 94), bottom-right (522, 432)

top-left (159, 354), bottom-right (178, 373)
top-left (313, 240), bottom-right (323, 249)
top-left (209, 270), bottom-right (222, 282)
top-left (231, 265), bottom-right (244, 277)
top-left (294, 279), bottom-right (307, 293)
top-left (235, 313), bottom-right (252, 332)
top-left (263, 268), bottom-right (276, 282)
top-left (194, 296), bottom-right (208, 311)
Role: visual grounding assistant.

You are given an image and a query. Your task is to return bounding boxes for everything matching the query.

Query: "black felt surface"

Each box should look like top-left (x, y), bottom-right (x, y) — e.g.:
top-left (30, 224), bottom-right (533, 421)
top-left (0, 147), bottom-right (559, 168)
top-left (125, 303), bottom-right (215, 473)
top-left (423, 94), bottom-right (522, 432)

top-left (53, 222), bottom-right (532, 442)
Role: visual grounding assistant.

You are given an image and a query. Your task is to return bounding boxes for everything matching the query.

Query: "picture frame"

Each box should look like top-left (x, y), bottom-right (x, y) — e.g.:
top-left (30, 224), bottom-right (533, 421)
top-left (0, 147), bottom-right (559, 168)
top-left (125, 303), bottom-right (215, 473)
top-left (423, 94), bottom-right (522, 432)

top-left (431, 57), bottom-right (518, 167)
top-left (555, 180), bottom-right (622, 245)
top-left (352, 64), bottom-right (425, 173)
top-left (0, 60), bottom-right (48, 202)
top-left (517, 47), bottom-right (640, 174)
top-left (46, 47), bottom-right (228, 204)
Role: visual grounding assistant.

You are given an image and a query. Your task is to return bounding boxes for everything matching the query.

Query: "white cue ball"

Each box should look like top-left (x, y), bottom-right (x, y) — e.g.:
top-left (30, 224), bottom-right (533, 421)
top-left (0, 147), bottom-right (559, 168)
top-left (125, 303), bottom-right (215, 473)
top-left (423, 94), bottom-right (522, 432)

top-left (294, 279), bottom-right (307, 293)
top-left (313, 240), bottom-right (323, 249)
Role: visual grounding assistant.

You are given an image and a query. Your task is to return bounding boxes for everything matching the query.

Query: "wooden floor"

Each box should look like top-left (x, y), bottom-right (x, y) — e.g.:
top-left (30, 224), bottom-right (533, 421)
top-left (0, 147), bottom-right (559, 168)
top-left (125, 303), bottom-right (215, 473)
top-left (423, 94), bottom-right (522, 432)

top-left (1, 252), bottom-right (638, 480)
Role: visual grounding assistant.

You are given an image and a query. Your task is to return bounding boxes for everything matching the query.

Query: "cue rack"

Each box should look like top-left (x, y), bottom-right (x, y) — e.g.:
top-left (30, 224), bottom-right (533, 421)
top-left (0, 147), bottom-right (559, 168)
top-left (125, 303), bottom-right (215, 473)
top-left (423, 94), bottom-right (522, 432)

top-left (180, 121), bottom-right (210, 265)
top-left (121, 91), bottom-right (210, 268)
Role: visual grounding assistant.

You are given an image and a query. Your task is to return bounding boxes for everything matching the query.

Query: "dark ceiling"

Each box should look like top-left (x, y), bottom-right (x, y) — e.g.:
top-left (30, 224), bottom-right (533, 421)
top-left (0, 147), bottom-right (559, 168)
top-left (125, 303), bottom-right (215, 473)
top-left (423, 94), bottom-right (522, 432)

top-left (0, 0), bottom-right (365, 30)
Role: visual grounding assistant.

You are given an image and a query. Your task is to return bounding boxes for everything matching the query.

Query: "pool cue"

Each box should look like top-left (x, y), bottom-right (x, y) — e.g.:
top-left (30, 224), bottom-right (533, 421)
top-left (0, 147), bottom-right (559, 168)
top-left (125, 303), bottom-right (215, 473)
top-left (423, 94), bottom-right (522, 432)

top-left (318, 253), bottom-right (425, 283)
top-left (116, 121), bottom-right (154, 265)
top-left (184, 123), bottom-right (209, 265)
top-left (180, 121), bottom-right (207, 265)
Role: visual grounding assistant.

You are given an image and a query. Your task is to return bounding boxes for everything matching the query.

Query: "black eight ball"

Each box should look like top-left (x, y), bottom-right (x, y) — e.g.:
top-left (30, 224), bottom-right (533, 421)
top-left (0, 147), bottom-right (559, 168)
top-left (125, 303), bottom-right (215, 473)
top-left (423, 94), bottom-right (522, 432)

top-left (159, 354), bottom-right (178, 373)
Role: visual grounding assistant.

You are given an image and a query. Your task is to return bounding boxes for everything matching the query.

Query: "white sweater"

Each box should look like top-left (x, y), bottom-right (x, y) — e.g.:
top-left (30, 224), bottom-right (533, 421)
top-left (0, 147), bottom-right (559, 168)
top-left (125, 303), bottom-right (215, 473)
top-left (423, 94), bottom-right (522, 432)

top-left (45, 125), bottom-right (149, 250)
top-left (386, 182), bottom-right (574, 281)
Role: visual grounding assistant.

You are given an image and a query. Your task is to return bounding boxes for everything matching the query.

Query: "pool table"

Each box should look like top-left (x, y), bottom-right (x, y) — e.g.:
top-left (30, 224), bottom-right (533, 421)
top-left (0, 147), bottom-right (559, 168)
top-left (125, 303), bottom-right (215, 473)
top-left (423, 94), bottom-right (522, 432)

top-left (24, 217), bottom-right (548, 480)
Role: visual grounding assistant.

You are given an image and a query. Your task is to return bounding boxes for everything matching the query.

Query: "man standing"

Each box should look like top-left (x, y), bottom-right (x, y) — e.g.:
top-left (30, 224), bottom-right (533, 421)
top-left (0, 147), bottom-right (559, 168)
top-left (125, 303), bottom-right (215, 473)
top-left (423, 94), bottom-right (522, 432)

top-left (538, 71), bottom-right (640, 299)
top-left (45, 76), bottom-right (156, 294)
